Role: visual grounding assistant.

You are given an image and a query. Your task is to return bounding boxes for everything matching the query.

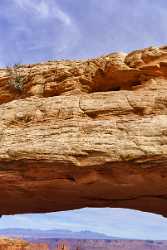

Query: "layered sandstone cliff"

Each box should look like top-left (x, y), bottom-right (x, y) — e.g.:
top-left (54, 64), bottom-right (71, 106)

top-left (54, 239), bottom-right (167, 250)
top-left (0, 238), bottom-right (48, 250)
top-left (56, 241), bottom-right (70, 250)
top-left (0, 46), bottom-right (167, 216)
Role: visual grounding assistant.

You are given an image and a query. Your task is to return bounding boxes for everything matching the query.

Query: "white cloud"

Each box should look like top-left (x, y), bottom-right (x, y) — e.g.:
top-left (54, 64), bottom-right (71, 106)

top-left (13, 0), bottom-right (71, 25)
top-left (8, 0), bottom-right (80, 59)
top-left (53, 4), bottom-right (71, 26)
top-left (14, 0), bottom-right (49, 18)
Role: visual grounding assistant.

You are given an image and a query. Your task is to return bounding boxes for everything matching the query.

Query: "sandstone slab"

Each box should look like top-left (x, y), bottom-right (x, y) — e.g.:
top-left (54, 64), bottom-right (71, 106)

top-left (0, 46), bottom-right (167, 216)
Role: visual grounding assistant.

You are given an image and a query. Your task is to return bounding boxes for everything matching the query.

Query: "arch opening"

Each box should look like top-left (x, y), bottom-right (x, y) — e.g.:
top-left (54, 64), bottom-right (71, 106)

top-left (0, 207), bottom-right (167, 248)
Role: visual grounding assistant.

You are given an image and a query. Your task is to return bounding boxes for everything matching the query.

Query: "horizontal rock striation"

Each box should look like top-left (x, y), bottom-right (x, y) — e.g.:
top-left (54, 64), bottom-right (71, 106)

top-left (0, 46), bottom-right (167, 215)
top-left (0, 238), bottom-right (48, 250)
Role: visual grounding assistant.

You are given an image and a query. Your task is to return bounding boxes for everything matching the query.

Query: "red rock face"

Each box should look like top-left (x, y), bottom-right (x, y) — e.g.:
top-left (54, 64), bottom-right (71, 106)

top-left (49, 239), bottom-right (167, 250)
top-left (26, 243), bottom-right (49, 250)
top-left (0, 46), bottom-right (167, 216)
top-left (56, 241), bottom-right (70, 250)
top-left (0, 238), bottom-right (49, 250)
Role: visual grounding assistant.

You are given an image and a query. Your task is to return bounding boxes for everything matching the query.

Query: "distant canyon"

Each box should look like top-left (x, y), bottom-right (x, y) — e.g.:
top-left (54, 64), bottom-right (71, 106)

top-left (0, 238), bottom-right (167, 250)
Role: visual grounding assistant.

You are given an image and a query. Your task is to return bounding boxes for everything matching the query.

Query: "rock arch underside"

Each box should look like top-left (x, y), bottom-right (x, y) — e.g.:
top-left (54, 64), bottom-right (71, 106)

top-left (1, 46), bottom-right (167, 216)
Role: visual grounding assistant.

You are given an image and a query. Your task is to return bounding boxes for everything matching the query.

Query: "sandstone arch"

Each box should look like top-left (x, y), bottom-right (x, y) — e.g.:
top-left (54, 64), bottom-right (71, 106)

top-left (0, 46), bottom-right (167, 216)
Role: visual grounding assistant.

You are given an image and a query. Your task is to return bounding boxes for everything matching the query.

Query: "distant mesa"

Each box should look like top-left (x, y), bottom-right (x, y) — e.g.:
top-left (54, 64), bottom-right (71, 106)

top-left (0, 237), bottom-right (166, 250)
top-left (0, 228), bottom-right (115, 240)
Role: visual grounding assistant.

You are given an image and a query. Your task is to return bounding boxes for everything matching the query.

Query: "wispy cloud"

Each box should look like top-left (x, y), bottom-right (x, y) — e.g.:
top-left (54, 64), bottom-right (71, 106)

top-left (14, 0), bottom-right (71, 25)
top-left (0, 0), bottom-right (167, 65)
top-left (14, 0), bottom-right (50, 18)
top-left (0, 0), bottom-right (80, 65)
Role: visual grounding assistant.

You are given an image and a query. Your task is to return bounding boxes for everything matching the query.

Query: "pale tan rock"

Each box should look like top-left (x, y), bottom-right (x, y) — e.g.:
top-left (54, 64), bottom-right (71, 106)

top-left (0, 238), bottom-right (49, 250)
top-left (0, 46), bottom-right (167, 216)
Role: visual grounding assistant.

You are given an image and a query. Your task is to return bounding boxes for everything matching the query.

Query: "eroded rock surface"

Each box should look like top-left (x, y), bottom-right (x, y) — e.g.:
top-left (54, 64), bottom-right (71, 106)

top-left (0, 238), bottom-right (49, 250)
top-left (0, 46), bottom-right (167, 216)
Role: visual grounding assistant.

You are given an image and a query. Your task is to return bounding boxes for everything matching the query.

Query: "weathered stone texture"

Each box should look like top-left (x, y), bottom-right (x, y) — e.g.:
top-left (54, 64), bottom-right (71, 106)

top-left (0, 46), bottom-right (167, 216)
top-left (0, 238), bottom-right (48, 250)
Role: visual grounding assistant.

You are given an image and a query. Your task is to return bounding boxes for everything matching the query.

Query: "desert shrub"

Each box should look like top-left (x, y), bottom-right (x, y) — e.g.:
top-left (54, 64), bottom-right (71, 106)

top-left (7, 63), bottom-right (25, 92)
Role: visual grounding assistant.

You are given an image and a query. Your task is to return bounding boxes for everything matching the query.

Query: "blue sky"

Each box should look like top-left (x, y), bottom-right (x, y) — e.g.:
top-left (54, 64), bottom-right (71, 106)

top-left (0, 0), bottom-right (167, 66)
top-left (1, 208), bottom-right (167, 240)
top-left (1, 0), bottom-right (167, 240)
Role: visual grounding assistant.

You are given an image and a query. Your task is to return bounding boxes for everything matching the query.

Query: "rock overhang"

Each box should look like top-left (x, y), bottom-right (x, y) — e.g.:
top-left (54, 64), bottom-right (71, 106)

top-left (0, 46), bottom-right (167, 216)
